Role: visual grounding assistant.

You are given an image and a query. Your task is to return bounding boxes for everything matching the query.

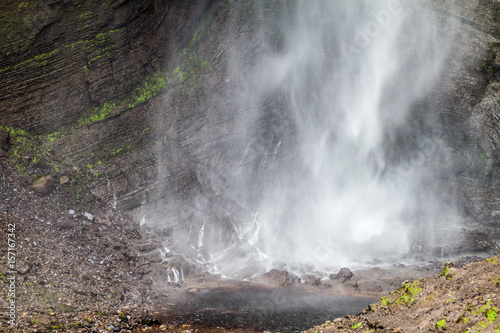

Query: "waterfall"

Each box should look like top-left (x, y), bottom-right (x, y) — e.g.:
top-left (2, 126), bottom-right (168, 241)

top-left (156, 0), bottom-right (459, 277)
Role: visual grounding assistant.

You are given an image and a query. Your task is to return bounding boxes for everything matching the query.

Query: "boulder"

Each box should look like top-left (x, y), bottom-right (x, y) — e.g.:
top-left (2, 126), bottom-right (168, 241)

top-left (330, 267), bottom-right (354, 282)
top-left (257, 269), bottom-right (300, 286)
top-left (32, 175), bottom-right (56, 194)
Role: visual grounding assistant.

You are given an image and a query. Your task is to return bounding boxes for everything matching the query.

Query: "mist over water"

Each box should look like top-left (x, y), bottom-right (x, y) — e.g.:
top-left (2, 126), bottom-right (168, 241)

top-left (154, 0), bottom-right (460, 277)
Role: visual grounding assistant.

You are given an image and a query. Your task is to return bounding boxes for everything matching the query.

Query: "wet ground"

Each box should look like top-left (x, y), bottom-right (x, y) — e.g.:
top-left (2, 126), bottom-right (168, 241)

top-left (152, 281), bottom-right (378, 332)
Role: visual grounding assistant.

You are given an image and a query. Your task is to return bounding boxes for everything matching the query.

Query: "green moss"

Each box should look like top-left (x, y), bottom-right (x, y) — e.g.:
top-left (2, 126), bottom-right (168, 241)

top-left (65, 40), bottom-right (85, 50)
top-left (94, 28), bottom-right (121, 41)
top-left (10, 48), bottom-right (60, 72)
top-left (128, 74), bottom-right (166, 107)
top-left (189, 15), bottom-right (214, 49)
top-left (75, 72), bottom-right (167, 128)
top-left (110, 145), bottom-right (131, 156)
top-left (78, 102), bottom-right (117, 126)
top-left (173, 51), bottom-right (212, 90)
top-left (45, 131), bottom-right (67, 144)
top-left (0, 125), bottom-right (45, 179)
top-left (18, 3), bottom-right (36, 11)
top-left (30, 319), bottom-right (42, 325)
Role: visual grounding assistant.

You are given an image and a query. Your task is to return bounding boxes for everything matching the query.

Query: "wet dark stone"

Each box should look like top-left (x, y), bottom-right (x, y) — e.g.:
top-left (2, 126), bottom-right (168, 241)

top-left (331, 267), bottom-right (354, 282)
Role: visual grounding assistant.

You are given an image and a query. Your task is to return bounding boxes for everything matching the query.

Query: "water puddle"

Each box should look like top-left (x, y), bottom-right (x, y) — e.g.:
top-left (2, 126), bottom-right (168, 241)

top-left (153, 281), bottom-right (378, 332)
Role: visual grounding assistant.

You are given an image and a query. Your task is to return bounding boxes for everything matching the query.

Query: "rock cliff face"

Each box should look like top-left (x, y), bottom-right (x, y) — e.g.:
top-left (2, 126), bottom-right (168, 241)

top-left (434, 0), bottom-right (500, 228)
top-left (0, 0), bottom-right (499, 258)
top-left (0, 0), bottom-right (216, 211)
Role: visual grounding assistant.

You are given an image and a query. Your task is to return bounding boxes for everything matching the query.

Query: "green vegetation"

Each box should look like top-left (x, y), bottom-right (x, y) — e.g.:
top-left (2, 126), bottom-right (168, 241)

top-left (487, 257), bottom-right (498, 265)
top-left (482, 61), bottom-right (496, 77)
top-left (440, 263), bottom-right (455, 280)
top-left (172, 51), bottom-right (211, 90)
top-left (395, 281), bottom-right (423, 305)
top-left (487, 308), bottom-right (498, 322)
top-left (188, 15), bottom-right (214, 49)
top-left (443, 297), bottom-right (456, 305)
top-left (0, 125), bottom-right (44, 179)
top-left (110, 145), bottom-right (131, 156)
top-left (379, 296), bottom-right (390, 307)
top-left (75, 72), bottom-right (167, 128)
top-left (0, 0), bottom-right (214, 186)
top-left (476, 301), bottom-right (498, 323)
top-left (72, 322), bottom-right (84, 328)
top-left (435, 319), bottom-right (446, 329)
top-left (30, 319), bottom-right (42, 325)
top-left (118, 312), bottom-right (127, 321)
top-left (0, 48), bottom-right (60, 74)
top-left (352, 322), bottom-right (362, 329)
top-left (477, 320), bottom-right (489, 329)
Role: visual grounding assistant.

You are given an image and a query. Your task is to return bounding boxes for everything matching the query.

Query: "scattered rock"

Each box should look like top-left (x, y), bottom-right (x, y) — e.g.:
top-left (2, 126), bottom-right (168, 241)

top-left (330, 267), bottom-right (354, 282)
top-left (59, 175), bottom-right (70, 185)
top-left (306, 255), bottom-right (500, 333)
top-left (84, 212), bottom-right (94, 221)
top-left (17, 260), bottom-right (31, 274)
top-left (54, 304), bottom-right (75, 314)
top-left (256, 269), bottom-right (300, 286)
top-left (302, 274), bottom-right (322, 286)
top-left (32, 175), bottom-right (56, 194)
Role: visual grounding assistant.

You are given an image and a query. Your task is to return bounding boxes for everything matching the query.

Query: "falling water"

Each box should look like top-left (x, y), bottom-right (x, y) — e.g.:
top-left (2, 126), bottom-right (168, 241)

top-left (155, 0), bottom-right (459, 277)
